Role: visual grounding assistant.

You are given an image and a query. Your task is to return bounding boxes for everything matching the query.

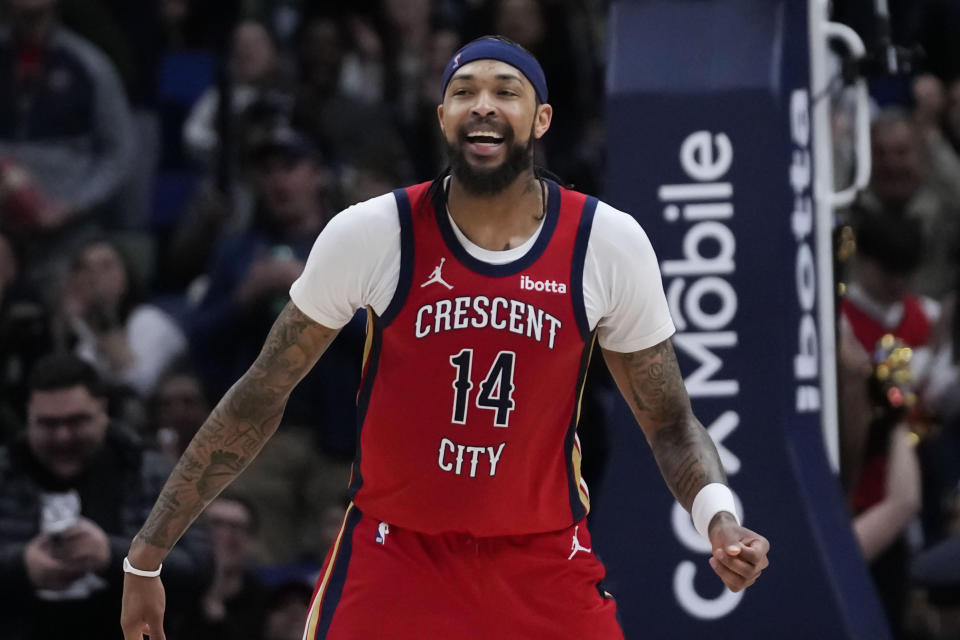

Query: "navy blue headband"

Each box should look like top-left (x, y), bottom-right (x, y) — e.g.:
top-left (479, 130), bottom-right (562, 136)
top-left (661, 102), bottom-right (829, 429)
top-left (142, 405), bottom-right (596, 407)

top-left (440, 38), bottom-right (548, 103)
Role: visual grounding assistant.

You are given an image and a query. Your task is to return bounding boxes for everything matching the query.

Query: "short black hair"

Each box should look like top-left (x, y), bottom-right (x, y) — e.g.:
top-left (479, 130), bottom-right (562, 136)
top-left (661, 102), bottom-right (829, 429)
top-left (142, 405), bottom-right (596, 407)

top-left (855, 212), bottom-right (924, 275)
top-left (28, 352), bottom-right (104, 398)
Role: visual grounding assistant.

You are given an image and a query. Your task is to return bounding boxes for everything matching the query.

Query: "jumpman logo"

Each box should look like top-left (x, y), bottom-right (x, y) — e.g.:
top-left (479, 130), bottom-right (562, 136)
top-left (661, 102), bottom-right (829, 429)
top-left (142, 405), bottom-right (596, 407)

top-left (376, 522), bottom-right (390, 545)
top-left (421, 258), bottom-right (453, 290)
top-left (568, 525), bottom-right (592, 560)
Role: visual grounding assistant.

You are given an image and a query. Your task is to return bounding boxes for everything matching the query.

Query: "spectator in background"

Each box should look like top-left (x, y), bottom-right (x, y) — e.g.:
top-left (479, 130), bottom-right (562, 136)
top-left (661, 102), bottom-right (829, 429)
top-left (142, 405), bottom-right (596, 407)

top-left (493, 0), bottom-right (603, 192)
top-left (292, 13), bottom-right (411, 187)
top-left (338, 10), bottom-right (386, 105)
top-left (182, 494), bottom-right (269, 640)
top-left (186, 127), bottom-right (359, 563)
top-left (0, 0), bottom-right (135, 236)
top-left (853, 109), bottom-right (960, 298)
top-left (0, 232), bottom-right (53, 441)
top-left (148, 361), bottom-right (352, 565)
top-left (227, 420), bottom-right (351, 565)
top-left (60, 237), bottom-right (187, 400)
top-left (150, 364), bottom-right (211, 463)
top-left (911, 75), bottom-right (960, 235)
top-left (149, 361), bottom-right (351, 565)
top-left (186, 127), bottom-right (331, 385)
top-left (843, 212), bottom-right (933, 347)
top-left (262, 580), bottom-right (315, 640)
top-left (0, 353), bottom-right (211, 640)
top-left (913, 74), bottom-right (947, 137)
top-left (183, 18), bottom-right (288, 169)
top-left (377, 0), bottom-right (433, 127)
top-left (842, 327), bottom-right (922, 638)
top-left (842, 210), bottom-right (954, 410)
top-left (186, 126), bottom-right (333, 402)
top-left (162, 90), bottom-right (295, 293)
top-left (393, 24), bottom-right (460, 181)
top-left (840, 212), bottom-right (929, 636)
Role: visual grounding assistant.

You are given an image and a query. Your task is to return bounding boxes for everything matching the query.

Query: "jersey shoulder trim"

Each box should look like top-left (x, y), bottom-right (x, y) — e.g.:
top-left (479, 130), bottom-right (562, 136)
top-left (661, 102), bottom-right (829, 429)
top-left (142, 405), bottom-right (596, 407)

top-left (378, 187), bottom-right (418, 326)
top-left (571, 195), bottom-right (599, 341)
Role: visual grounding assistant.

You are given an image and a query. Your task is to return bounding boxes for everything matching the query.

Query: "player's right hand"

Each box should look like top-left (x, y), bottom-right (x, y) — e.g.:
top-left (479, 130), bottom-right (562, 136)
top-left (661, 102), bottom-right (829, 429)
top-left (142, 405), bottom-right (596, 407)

top-left (120, 573), bottom-right (167, 640)
top-left (707, 512), bottom-right (770, 592)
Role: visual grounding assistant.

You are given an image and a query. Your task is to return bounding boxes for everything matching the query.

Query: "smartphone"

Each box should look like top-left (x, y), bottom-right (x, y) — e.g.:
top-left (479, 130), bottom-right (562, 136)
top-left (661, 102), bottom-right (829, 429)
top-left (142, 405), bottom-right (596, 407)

top-left (40, 490), bottom-right (81, 539)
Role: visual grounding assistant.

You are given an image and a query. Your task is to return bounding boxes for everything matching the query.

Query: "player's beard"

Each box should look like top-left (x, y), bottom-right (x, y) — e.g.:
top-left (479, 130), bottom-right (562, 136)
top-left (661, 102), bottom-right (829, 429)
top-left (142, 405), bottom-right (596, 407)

top-left (445, 118), bottom-right (535, 196)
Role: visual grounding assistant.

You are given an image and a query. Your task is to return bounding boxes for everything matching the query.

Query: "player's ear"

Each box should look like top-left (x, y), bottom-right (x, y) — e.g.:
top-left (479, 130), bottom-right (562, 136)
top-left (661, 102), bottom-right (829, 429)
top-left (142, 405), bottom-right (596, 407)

top-left (437, 104), bottom-right (446, 135)
top-left (534, 103), bottom-right (552, 139)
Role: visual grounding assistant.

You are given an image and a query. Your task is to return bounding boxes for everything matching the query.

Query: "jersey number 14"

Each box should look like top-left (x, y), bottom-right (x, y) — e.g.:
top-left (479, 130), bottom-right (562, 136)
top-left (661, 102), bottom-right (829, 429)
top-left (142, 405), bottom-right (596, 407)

top-left (449, 349), bottom-right (516, 427)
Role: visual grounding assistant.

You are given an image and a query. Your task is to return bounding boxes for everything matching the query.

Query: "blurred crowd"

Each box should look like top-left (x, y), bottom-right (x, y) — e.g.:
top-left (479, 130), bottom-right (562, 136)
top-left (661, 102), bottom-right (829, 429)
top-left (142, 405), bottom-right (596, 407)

top-left (0, 0), bottom-right (606, 638)
top-left (829, 3), bottom-right (960, 639)
top-left (3, 0), bottom-right (960, 638)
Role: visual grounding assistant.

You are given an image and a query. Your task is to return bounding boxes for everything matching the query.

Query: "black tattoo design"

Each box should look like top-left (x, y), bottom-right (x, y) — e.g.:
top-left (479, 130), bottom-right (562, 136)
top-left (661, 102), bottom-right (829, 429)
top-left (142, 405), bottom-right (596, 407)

top-left (137, 491), bottom-right (182, 547)
top-left (605, 340), bottom-right (725, 509)
top-left (197, 450), bottom-right (247, 499)
top-left (135, 303), bottom-right (338, 551)
top-left (621, 341), bottom-right (686, 426)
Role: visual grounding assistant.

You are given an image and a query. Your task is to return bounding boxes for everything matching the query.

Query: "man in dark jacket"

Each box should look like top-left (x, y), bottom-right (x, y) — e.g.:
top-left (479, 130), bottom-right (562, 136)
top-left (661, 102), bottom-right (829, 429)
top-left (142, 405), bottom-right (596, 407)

top-left (0, 353), bottom-right (211, 639)
top-left (0, 0), bottom-right (135, 232)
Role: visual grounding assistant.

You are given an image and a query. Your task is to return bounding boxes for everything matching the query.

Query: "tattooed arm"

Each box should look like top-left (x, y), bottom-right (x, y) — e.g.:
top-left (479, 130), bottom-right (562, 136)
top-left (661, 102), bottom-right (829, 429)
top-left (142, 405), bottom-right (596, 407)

top-left (602, 339), bottom-right (724, 510)
top-left (121, 302), bottom-right (339, 639)
top-left (602, 338), bottom-right (769, 592)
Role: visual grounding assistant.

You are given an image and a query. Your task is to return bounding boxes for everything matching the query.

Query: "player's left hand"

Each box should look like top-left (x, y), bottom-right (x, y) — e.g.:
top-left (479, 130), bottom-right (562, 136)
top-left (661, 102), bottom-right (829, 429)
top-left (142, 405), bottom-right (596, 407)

top-left (707, 511), bottom-right (769, 592)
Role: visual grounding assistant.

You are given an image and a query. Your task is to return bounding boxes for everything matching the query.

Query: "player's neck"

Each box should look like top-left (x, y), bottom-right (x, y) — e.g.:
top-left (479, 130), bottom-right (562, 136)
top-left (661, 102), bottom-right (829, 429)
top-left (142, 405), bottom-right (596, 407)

top-left (446, 173), bottom-right (545, 251)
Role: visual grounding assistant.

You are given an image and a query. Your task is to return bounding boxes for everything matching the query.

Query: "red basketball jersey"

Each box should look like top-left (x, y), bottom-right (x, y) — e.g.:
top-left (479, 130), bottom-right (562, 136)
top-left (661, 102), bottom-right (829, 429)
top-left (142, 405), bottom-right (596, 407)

top-left (350, 179), bottom-right (598, 536)
top-left (841, 294), bottom-right (932, 351)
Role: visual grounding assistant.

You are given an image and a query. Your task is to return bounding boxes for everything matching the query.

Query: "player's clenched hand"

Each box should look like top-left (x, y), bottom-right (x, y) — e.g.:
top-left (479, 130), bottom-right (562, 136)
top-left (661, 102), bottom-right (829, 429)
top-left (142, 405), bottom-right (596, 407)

top-left (120, 574), bottom-right (167, 640)
top-left (706, 512), bottom-right (770, 592)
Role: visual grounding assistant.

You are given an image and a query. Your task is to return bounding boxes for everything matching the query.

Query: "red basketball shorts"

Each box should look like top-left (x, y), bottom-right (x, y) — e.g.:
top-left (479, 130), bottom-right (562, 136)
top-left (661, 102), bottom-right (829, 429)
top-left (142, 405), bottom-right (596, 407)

top-left (302, 503), bottom-right (624, 639)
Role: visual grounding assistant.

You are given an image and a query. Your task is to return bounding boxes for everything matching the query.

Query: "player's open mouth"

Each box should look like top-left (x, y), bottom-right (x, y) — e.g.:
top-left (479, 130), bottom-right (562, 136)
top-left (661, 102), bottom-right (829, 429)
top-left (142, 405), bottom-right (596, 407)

top-left (464, 131), bottom-right (505, 156)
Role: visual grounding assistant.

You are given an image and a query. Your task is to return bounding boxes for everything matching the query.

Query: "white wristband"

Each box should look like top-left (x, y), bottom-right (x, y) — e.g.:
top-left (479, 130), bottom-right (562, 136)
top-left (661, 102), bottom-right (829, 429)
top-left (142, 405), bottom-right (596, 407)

top-left (691, 483), bottom-right (739, 540)
top-left (123, 556), bottom-right (162, 578)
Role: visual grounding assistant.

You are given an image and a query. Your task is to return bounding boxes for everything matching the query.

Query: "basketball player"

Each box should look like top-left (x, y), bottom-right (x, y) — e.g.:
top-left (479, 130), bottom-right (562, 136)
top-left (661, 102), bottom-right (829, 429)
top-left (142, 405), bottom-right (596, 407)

top-left (121, 37), bottom-right (769, 639)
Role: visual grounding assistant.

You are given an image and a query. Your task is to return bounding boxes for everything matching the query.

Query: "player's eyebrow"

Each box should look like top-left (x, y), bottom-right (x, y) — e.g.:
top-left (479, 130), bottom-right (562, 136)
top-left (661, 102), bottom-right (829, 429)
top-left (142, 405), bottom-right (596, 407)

top-left (449, 73), bottom-right (525, 85)
top-left (494, 73), bottom-right (524, 84)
